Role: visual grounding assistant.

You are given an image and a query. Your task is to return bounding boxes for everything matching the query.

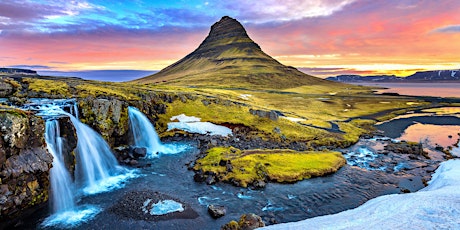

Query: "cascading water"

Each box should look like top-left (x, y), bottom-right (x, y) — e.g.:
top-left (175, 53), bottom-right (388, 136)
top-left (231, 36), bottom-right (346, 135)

top-left (128, 106), bottom-right (186, 158)
top-left (30, 100), bottom-right (137, 227)
top-left (45, 119), bottom-right (76, 213)
top-left (68, 114), bottom-right (123, 192)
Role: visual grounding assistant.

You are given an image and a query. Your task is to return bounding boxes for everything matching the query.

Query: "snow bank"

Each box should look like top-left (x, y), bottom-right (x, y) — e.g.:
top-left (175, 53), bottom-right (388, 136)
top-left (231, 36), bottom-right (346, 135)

top-left (263, 159), bottom-right (460, 230)
top-left (168, 114), bottom-right (232, 136)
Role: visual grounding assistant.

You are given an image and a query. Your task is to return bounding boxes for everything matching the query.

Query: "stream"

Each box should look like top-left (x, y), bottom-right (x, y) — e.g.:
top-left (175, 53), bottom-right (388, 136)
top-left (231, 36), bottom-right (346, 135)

top-left (5, 102), bottom-right (460, 230)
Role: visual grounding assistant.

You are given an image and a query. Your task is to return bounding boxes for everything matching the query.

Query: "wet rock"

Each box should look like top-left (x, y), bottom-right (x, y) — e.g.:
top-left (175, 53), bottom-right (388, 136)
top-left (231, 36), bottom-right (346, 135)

top-left (132, 147), bottom-right (147, 158)
top-left (129, 160), bottom-right (138, 166)
top-left (193, 170), bottom-right (206, 182)
top-left (252, 180), bottom-right (266, 189)
top-left (208, 204), bottom-right (226, 218)
top-left (206, 175), bottom-right (217, 185)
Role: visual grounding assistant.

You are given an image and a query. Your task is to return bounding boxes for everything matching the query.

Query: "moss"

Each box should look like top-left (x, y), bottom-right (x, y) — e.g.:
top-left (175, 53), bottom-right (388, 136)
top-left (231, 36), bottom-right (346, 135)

top-left (4, 78), bottom-right (22, 88)
top-left (23, 78), bottom-right (70, 96)
top-left (75, 83), bottom-right (140, 100)
top-left (194, 147), bottom-right (346, 187)
top-left (157, 98), bottom-right (330, 142)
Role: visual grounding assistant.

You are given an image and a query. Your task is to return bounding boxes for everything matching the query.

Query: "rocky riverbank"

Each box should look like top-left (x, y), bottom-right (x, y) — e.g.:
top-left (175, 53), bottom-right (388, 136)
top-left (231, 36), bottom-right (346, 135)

top-left (0, 109), bottom-right (52, 222)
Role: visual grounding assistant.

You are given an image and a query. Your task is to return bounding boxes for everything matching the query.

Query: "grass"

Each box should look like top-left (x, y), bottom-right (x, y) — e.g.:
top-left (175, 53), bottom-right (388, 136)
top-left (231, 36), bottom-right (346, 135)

top-left (156, 98), bottom-right (332, 142)
top-left (24, 78), bottom-right (70, 96)
top-left (194, 147), bottom-right (346, 187)
top-left (75, 83), bottom-right (140, 100)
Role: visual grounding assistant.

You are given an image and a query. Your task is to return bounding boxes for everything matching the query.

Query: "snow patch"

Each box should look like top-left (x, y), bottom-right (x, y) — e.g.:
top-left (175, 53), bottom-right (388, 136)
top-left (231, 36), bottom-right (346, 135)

top-left (170, 114), bottom-right (201, 122)
top-left (239, 94), bottom-right (252, 100)
top-left (262, 159), bottom-right (460, 229)
top-left (167, 114), bottom-right (232, 136)
top-left (281, 116), bottom-right (306, 122)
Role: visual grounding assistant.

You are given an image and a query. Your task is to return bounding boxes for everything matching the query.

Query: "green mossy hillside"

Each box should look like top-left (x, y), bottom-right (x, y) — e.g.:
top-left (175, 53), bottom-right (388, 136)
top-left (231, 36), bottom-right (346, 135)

top-left (194, 147), bottom-right (346, 187)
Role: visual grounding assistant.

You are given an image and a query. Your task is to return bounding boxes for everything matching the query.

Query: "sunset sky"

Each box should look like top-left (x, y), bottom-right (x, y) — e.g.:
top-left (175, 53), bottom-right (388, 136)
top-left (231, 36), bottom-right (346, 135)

top-left (1, 0), bottom-right (459, 79)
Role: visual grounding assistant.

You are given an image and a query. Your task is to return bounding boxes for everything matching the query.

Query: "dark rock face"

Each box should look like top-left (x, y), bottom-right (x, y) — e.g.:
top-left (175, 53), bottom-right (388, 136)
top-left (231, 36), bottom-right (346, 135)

top-left (208, 204), bottom-right (226, 218)
top-left (79, 97), bottom-right (128, 146)
top-left (0, 111), bottom-right (52, 220)
top-left (0, 79), bottom-right (14, 97)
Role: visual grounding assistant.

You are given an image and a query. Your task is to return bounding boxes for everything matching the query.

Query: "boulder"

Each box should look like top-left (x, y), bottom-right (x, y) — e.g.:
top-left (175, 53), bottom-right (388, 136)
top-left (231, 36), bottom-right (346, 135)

top-left (132, 147), bottom-right (147, 158)
top-left (208, 205), bottom-right (226, 218)
top-left (238, 213), bottom-right (265, 230)
top-left (221, 213), bottom-right (265, 230)
top-left (249, 109), bottom-right (278, 121)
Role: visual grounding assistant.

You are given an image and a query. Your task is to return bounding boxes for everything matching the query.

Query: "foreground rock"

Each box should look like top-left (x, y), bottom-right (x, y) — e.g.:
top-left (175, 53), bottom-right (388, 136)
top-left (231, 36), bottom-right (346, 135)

top-left (0, 110), bottom-right (52, 221)
top-left (208, 204), bottom-right (226, 218)
top-left (222, 213), bottom-right (265, 230)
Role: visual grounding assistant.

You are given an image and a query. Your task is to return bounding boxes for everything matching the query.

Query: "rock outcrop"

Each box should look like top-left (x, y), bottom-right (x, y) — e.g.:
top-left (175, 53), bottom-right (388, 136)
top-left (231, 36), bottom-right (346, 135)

top-left (0, 110), bottom-right (52, 220)
top-left (221, 213), bottom-right (265, 230)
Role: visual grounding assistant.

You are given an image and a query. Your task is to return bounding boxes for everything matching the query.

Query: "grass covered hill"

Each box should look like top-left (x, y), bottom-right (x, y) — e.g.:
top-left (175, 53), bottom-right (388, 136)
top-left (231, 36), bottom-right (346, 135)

top-left (135, 16), bottom-right (343, 89)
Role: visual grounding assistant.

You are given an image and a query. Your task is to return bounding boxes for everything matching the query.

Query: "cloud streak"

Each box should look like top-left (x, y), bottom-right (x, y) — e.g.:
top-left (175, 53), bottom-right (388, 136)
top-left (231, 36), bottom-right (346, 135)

top-left (433, 25), bottom-right (460, 33)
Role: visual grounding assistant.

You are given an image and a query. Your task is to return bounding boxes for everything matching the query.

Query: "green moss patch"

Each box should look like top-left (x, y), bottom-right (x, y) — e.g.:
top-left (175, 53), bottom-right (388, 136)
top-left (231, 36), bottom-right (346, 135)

top-left (194, 147), bottom-right (346, 187)
top-left (24, 78), bottom-right (70, 96)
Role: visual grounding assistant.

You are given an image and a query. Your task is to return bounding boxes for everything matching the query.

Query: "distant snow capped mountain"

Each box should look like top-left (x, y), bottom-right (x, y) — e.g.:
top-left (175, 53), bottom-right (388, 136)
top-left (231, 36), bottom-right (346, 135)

top-left (405, 70), bottom-right (459, 81)
top-left (326, 69), bottom-right (460, 82)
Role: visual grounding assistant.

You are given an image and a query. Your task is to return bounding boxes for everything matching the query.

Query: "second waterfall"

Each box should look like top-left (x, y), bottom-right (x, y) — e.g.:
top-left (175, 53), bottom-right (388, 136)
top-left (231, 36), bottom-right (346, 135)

top-left (128, 106), bottom-right (186, 158)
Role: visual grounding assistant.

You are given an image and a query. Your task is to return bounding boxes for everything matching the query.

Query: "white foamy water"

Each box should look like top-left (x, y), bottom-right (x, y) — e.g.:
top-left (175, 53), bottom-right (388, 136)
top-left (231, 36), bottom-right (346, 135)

top-left (128, 106), bottom-right (188, 158)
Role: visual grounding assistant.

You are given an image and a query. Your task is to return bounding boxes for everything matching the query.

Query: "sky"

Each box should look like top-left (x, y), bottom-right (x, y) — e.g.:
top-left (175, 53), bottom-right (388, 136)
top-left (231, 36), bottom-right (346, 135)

top-left (1, 0), bottom-right (459, 79)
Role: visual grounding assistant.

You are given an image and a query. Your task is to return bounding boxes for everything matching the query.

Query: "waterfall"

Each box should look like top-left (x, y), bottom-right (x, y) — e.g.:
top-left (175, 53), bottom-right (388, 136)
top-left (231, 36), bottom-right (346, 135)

top-left (45, 119), bottom-right (76, 213)
top-left (128, 106), bottom-right (186, 158)
top-left (35, 100), bottom-right (137, 227)
top-left (128, 106), bottom-right (163, 158)
top-left (67, 115), bottom-right (122, 192)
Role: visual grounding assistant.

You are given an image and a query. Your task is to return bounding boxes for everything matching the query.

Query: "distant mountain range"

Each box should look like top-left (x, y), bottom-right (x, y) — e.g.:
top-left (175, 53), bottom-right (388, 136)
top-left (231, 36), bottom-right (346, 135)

top-left (326, 70), bottom-right (460, 82)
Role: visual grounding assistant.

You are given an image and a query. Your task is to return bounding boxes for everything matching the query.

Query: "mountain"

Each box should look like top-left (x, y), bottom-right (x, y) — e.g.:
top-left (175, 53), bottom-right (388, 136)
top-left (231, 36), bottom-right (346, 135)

top-left (135, 16), bottom-right (337, 89)
top-left (0, 68), bottom-right (37, 76)
top-left (326, 70), bottom-right (460, 83)
top-left (405, 70), bottom-right (460, 81)
top-left (326, 75), bottom-right (401, 82)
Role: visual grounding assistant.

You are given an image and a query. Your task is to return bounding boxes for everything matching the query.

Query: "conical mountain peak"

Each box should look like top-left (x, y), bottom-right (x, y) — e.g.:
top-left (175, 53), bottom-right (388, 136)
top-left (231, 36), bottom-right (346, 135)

top-left (207, 16), bottom-right (249, 41)
top-left (136, 16), bottom-right (335, 89)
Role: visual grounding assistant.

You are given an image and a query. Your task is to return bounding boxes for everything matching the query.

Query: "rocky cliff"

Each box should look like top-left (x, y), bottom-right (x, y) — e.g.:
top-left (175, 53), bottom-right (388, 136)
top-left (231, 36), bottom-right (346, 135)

top-left (0, 110), bottom-right (52, 221)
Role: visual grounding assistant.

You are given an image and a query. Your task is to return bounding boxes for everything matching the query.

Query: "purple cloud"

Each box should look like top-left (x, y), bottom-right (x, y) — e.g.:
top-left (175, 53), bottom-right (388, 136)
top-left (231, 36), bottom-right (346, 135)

top-left (433, 25), bottom-right (460, 33)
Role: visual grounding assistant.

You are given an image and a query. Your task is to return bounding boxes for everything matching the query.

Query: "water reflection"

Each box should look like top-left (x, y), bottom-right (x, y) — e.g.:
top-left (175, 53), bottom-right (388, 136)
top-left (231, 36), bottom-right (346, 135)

top-left (399, 123), bottom-right (460, 147)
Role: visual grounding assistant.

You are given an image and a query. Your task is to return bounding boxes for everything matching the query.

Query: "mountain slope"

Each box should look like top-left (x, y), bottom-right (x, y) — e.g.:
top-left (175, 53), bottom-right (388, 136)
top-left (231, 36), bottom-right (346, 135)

top-left (135, 16), bottom-right (339, 89)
